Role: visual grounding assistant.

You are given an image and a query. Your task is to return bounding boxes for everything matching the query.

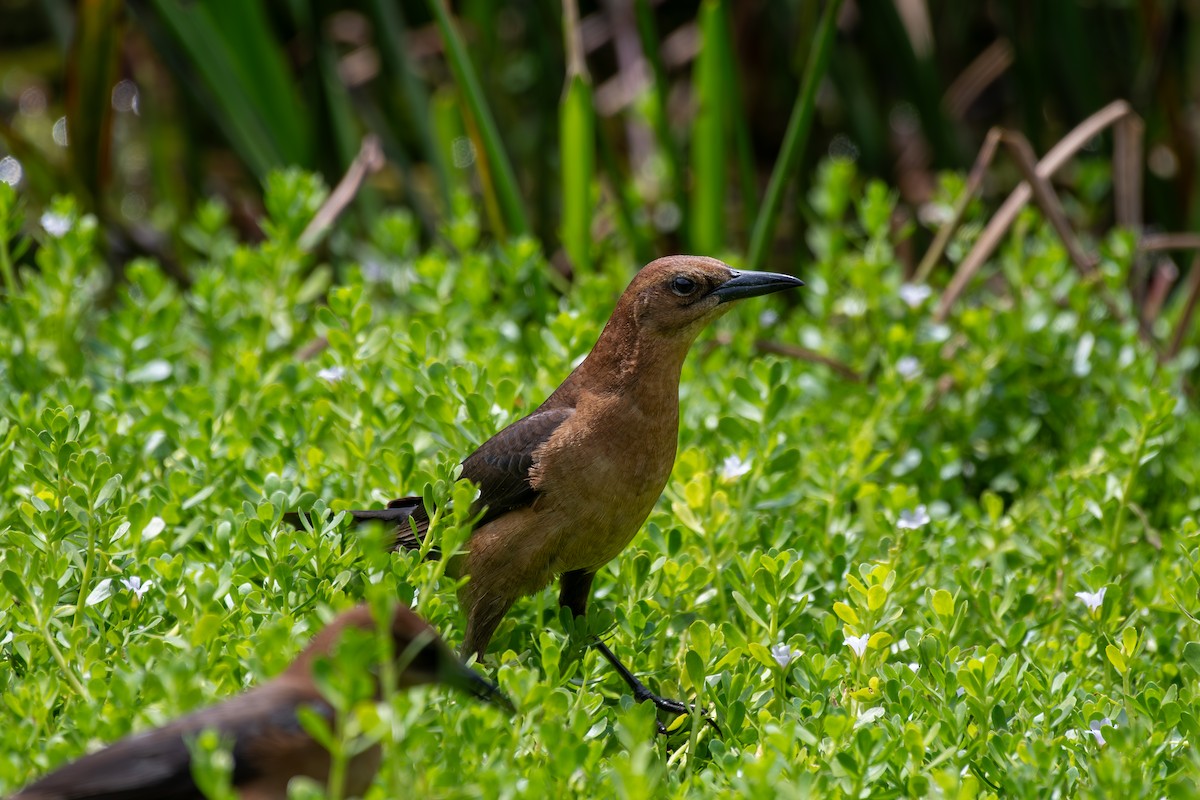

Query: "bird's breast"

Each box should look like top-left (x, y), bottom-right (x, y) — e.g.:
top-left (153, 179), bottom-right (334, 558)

top-left (532, 394), bottom-right (678, 572)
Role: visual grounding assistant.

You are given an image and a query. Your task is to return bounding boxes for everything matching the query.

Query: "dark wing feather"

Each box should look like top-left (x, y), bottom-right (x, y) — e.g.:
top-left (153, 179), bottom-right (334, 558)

top-left (284, 407), bottom-right (573, 553)
top-left (284, 501), bottom-right (431, 553)
top-left (351, 498), bottom-right (431, 552)
top-left (460, 406), bottom-right (574, 527)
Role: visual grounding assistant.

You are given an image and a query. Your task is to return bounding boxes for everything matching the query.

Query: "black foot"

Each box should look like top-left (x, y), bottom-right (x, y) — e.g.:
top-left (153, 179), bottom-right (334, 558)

top-left (594, 640), bottom-right (721, 735)
top-left (635, 685), bottom-right (721, 736)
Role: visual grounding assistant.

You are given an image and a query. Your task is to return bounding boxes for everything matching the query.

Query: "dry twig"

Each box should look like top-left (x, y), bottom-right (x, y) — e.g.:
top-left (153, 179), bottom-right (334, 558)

top-left (933, 100), bottom-right (1135, 322)
top-left (298, 135), bottom-right (386, 251)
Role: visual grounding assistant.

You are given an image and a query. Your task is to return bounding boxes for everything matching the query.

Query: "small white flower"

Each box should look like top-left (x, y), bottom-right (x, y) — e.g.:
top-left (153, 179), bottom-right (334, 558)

top-left (899, 283), bottom-right (932, 308)
top-left (907, 662), bottom-right (920, 674)
top-left (120, 576), bottom-right (153, 600)
top-left (771, 643), bottom-right (799, 669)
top-left (845, 634), bottom-right (870, 658)
top-left (897, 505), bottom-right (931, 530)
top-left (52, 116), bottom-right (68, 146)
top-left (0, 156), bottom-right (22, 187)
top-left (1086, 718), bottom-right (1114, 746)
top-left (720, 455), bottom-right (752, 481)
top-left (40, 211), bottom-right (71, 238)
top-left (1075, 587), bottom-right (1106, 613)
top-left (956, 686), bottom-right (965, 697)
top-left (317, 366), bottom-right (346, 383)
top-left (896, 355), bottom-right (921, 379)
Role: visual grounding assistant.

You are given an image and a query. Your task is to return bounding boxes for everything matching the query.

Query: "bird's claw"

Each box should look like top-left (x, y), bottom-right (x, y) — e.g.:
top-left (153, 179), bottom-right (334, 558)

top-left (636, 688), bottom-right (721, 735)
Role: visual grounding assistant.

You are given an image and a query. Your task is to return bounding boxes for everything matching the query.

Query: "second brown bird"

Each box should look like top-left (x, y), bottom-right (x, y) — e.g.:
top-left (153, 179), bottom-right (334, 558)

top-left (11, 603), bottom-right (507, 800)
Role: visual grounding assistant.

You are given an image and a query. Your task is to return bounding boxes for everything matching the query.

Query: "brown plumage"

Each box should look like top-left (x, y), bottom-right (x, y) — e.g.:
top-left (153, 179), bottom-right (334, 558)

top-left (299, 255), bottom-right (802, 725)
top-left (10, 604), bottom-right (508, 800)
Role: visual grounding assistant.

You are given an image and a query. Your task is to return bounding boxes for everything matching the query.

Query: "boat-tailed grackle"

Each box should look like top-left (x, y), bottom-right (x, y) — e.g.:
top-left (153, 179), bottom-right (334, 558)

top-left (11, 603), bottom-right (508, 800)
top-left (298, 255), bottom-right (802, 731)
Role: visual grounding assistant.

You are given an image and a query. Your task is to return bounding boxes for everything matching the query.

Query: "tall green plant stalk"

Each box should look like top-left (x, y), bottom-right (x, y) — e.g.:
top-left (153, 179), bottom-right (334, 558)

top-left (633, 0), bottom-right (686, 218)
top-left (689, 0), bottom-right (729, 255)
top-left (716, 1), bottom-right (759, 233)
top-left (148, 0), bottom-right (311, 177)
top-left (365, 0), bottom-right (451, 210)
top-left (747, 0), bottom-right (844, 271)
top-left (67, 0), bottom-right (122, 208)
top-left (560, 0), bottom-right (594, 273)
top-left (426, 0), bottom-right (531, 239)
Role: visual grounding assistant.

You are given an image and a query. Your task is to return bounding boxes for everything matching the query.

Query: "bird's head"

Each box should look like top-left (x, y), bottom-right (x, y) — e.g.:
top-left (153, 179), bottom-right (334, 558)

top-left (620, 255), bottom-right (803, 339)
top-left (298, 603), bottom-right (515, 712)
top-left (384, 604), bottom-right (515, 710)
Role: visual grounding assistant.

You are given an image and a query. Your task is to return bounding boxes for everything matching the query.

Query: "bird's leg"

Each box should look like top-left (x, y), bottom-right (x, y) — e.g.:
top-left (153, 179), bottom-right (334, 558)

top-left (558, 570), bottom-right (719, 734)
top-left (460, 587), bottom-right (516, 662)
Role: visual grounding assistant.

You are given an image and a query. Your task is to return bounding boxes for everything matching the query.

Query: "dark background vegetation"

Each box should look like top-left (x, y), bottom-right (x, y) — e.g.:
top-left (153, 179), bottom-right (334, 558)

top-left (0, 0), bottom-right (1196, 280)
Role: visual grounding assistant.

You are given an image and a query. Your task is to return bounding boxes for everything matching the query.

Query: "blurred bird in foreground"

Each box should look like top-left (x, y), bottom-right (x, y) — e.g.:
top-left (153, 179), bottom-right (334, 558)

top-left (296, 255), bottom-right (802, 730)
top-left (11, 603), bottom-right (508, 800)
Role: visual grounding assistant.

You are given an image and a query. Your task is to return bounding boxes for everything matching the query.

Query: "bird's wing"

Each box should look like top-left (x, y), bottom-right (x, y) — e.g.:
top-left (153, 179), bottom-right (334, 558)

top-left (350, 498), bottom-right (431, 552)
top-left (460, 406), bottom-right (575, 527)
top-left (10, 689), bottom-right (317, 800)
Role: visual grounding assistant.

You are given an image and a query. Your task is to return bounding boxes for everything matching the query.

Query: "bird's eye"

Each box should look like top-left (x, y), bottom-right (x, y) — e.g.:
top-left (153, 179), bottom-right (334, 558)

top-left (670, 276), bottom-right (697, 296)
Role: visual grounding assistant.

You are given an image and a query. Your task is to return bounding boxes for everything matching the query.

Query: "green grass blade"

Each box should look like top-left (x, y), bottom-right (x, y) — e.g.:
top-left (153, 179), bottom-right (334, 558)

top-left (560, 75), bottom-right (594, 272)
top-left (559, 0), bottom-right (594, 273)
top-left (747, 0), bottom-right (844, 271)
top-left (144, 0), bottom-right (311, 177)
top-left (863, 0), bottom-right (958, 167)
top-left (66, 0), bottom-right (122, 208)
top-left (430, 87), bottom-right (471, 200)
top-left (364, 0), bottom-right (451, 211)
top-left (633, 0), bottom-right (686, 218)
top-left (688, 0), bottom-right (728, 255)
top-left (717, 1), bottom-right (758, 233)
top-left (207, 0), bottom-right (309, 163)
top-left (425, 0), bottom-right (530, 239)
top-left (597, 119), bottom-right (654, 265)
top-left (307, 15), bottom-right (361, 176)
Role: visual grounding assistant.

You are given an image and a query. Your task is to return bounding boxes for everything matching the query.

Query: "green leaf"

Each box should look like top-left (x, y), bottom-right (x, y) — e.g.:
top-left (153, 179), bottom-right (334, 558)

top-left (868, 631), bottom-right (893, 650)
top-left (981, 491), bottom-right (1004, 523)
top-left (732, 591), bottom-right (767, 629)
top-left (1105, 644), bottom-right (1127, 675)
top-left (747, 642), bottom-right (777, 670)
top-left (685, 648), bottom-right (706, 690)
top-left (1121, 627), bottom-right (1137, 657)
top-left (1182, 642), bottom-right (1200, 675)
top-left (126, 359), bottom-right (172, 383)
top-left (867, 585), bottom-right (887, 611)
top-left (85, 577), bottom-right (114, 606)
top-left (932, 589), bottom-right (954, 618)
top-left (1, 569), bottom-right (30, 606)
top-left (93, 474), bottom-right (121, 509)
top-left (833, 602), bottom-right (860, 626)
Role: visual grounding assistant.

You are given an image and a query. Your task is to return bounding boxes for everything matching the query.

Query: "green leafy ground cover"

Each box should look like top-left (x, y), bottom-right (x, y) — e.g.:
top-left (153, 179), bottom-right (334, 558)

top-left (2, 163), bottom-right (1199, 798)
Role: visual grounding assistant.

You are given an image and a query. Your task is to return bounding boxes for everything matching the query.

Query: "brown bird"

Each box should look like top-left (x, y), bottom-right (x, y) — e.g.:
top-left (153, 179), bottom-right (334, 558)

top-left (301, 256), bottom-right (802, 726)
top-left (11, 603), bottom-right (509, 800)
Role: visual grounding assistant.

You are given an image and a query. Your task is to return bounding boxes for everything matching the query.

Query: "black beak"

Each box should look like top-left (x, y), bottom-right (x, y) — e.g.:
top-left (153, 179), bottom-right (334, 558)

top-left (446, 661), bottom-right (517, 713)
top-left (711, 269), bottom-right (804, 303)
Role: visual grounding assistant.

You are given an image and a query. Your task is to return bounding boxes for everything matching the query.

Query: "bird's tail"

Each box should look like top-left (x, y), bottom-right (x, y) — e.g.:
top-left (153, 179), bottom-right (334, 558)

top-left (283, 495), bottom-right (438, 557)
